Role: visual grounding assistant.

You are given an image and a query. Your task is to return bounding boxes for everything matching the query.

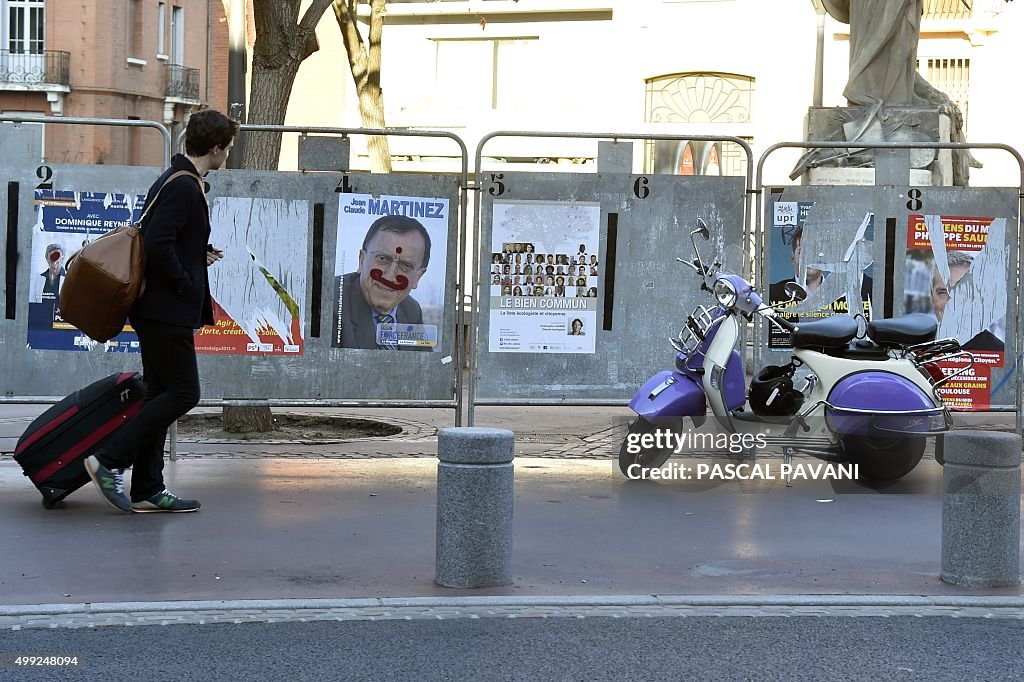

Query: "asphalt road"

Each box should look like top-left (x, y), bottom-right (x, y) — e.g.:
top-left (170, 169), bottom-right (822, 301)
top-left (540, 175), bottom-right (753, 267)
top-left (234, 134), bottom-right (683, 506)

top-left (1, 615), bottom-right (1022, 681)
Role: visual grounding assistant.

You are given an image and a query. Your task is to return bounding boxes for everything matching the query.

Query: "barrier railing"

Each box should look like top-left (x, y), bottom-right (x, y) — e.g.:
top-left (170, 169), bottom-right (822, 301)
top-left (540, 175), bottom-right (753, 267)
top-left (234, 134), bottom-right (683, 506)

top-left (467, 131), bottom-right (754, 425)
top-left (0, 115), bottom-right (171, 166)
top-left (3, 118), bottom-right (1021, 445)
top-left (754, 140), bottom-right (1024, 433)
top-left (177, 123), bottom-right (471, 419)
top-left (0, 119), bottom-right (471, 458)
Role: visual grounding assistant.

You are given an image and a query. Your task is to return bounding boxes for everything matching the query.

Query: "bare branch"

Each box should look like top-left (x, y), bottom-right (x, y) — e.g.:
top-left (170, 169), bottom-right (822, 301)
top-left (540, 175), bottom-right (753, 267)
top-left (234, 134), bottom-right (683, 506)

top-left (333, 0), bottom-right (368, 83)
top-left (295, 0), bottom-right (335, 60)
top-left (333, 0), bottom-right (391, 171)
top-left (301, 0), bottom-right (335, 32)
top-left (366, 0), bottom-right (385, 91)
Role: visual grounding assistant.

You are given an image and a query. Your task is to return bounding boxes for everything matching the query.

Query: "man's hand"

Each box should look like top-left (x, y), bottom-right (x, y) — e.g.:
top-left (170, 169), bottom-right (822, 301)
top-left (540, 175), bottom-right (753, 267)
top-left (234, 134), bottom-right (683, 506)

top-left (206, 246), bottom-right (224, 267)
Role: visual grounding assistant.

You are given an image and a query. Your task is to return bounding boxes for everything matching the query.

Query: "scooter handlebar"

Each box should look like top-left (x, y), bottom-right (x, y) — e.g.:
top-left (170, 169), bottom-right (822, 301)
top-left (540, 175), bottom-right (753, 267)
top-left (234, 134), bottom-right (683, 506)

top-left (676, 257), bottom-right (701, 273)
top-left (676, 257), bottom-right (715, 278)
top-left (758, 306), bottom-right (797, 333)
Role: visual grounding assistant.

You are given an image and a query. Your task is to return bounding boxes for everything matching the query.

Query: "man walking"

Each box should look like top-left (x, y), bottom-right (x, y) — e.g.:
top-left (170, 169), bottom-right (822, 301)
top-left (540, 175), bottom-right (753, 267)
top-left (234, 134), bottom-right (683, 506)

top-left (85, 109), bottom-right (238, 513)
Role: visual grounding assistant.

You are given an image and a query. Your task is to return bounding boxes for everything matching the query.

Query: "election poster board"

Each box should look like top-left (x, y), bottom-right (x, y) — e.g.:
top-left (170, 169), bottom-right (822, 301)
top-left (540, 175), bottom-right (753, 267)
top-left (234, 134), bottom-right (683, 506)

top-left (488, 200), bottom-right (600, 353)
top-left (766, 200), bottom-right (873, 349)
top-left (332, 194), bottom-right (449, 351)
top-left (28, 189), bottom-right (144, 352)
top-left (197, 197), bottom-right (310, 356)
top-left (906, 214), bottom-right (1007, 410)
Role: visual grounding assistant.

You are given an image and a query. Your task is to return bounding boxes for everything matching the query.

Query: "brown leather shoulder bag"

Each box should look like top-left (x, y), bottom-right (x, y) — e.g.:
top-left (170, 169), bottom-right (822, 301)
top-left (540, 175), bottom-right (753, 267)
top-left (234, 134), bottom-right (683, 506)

top-left (58, 170), bottom-right (202, 342)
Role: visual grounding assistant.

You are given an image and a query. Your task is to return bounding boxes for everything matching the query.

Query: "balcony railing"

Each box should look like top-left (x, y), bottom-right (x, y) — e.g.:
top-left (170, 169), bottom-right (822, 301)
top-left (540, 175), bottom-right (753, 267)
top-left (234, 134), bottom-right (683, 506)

top-left (0, 50), bottom-right (70, 86)
top-left (924, 0), bottom-right (972, 20)
top-left (165, 64), bottom-right (200, 102)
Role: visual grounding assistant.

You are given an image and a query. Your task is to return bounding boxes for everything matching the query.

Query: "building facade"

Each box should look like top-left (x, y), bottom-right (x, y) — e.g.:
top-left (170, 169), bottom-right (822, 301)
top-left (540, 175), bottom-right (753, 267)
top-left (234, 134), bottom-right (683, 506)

top-left (0, 0), bottom-right (229, 166)
top-left (279, 0), bottom-right (1022, 187)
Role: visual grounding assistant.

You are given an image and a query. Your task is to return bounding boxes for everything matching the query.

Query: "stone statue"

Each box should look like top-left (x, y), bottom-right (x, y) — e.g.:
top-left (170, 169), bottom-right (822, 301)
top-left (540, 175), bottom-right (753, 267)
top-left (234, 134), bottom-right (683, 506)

top-left (823, 0), bottom-right (922, 107)
top-left (796, 0), bottom-right (1005, 184)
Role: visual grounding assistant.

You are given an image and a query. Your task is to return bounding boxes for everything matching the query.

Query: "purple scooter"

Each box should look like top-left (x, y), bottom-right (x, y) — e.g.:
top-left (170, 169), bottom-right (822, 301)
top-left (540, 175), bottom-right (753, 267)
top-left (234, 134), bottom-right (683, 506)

top-left (620, 220), bottom-right (968, 482)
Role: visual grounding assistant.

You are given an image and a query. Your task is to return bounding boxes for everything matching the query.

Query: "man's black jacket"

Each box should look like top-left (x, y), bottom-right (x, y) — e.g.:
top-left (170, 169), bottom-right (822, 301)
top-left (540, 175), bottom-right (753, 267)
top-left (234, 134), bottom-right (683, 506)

top-left (131, 154), bottom-right (214, 329)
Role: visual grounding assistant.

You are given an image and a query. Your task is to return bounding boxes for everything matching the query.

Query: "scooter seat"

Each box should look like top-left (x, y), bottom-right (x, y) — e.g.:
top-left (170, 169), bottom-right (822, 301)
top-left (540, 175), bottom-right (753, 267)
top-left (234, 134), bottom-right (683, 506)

top-left (791, 315), bottom-right (858, 349)
top-left (867, 313), bottom-right (937, 347)
top-left (824, 339), bottom-right (891, 360)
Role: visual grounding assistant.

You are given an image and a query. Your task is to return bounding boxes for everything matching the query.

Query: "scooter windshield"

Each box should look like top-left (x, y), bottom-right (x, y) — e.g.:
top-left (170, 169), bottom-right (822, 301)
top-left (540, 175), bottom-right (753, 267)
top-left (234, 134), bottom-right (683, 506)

top-left (719, 244), bottom-right (749, 280)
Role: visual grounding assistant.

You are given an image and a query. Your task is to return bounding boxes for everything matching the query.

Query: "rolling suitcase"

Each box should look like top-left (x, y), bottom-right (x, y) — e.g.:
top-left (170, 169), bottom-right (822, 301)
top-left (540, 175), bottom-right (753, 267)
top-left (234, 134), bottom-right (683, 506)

top-left (14, 372), bottom-right (145, 508)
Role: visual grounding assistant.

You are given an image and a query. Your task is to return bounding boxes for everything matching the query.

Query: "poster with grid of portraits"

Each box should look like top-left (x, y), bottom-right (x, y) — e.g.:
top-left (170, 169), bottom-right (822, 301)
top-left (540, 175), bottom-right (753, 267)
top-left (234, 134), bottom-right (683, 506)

top-left (488, 200), bottom-right (600, 353)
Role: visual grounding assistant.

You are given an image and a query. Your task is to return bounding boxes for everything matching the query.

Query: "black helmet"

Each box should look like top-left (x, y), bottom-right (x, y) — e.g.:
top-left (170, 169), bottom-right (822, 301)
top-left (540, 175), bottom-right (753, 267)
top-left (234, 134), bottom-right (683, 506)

top-left (748, 364), bottom-right (804, 417)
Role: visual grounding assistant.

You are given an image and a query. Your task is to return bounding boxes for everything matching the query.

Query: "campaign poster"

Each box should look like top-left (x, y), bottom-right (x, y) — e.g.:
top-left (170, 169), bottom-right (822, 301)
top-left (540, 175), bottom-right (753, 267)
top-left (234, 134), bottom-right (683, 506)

top-left (488, 200), bottom-right (600, 354)
top-left (197, 197), bottom-right (310, 356)
top-left (29, 190), bottom-right (145, 352)
top-left (906, 214), bottom-right (1007, 410)
top-left (332, 194), bottom-right (449, 351)
top-left (766, 201), bottom-right (873, 349)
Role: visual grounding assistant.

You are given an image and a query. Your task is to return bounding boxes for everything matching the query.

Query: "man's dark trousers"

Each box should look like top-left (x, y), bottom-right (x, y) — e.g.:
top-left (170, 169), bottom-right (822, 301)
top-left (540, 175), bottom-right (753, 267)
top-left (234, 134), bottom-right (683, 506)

top-left (96, 318), bottom-right (200, 502)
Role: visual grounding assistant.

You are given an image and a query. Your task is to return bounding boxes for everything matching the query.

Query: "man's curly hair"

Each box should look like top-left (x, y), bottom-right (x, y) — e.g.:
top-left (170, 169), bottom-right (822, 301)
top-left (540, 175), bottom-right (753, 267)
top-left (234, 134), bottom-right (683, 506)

top-left (184, 110), bottom-right (239, 157)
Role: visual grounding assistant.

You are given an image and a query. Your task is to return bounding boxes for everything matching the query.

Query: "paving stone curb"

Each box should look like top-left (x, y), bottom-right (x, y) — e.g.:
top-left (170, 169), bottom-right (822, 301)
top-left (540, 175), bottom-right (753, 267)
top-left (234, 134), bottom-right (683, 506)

top-left (2, 595), bottom-right (1023, 630)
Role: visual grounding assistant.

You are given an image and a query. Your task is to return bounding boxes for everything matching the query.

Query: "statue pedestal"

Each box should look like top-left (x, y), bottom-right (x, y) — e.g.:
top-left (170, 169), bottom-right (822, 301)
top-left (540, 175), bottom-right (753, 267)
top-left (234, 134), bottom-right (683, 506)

top-left (807, 167), bottom-right (936, 186)
top-left (801, 106), bottom-right (953, 186)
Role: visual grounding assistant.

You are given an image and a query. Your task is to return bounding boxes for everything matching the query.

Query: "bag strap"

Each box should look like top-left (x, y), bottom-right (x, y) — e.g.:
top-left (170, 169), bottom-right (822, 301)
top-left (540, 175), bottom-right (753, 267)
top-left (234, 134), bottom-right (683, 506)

top-left (138, 170), bottom-right (204, 225)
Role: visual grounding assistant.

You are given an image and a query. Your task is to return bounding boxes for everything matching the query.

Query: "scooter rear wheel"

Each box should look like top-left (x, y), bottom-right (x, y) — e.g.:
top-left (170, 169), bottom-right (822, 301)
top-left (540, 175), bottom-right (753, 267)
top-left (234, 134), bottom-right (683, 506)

top-left (841, 435), bottom-right (926, 481)
top-left (618, 416), bottom-right (684, 477)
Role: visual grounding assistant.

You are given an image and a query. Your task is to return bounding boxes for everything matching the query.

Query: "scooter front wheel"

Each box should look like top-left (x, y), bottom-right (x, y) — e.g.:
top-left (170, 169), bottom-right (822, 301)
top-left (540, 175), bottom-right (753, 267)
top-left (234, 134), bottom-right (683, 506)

top-left (618, 416), bottom-right (684, 477)
top-left (841, 435), bottom-right (926, 481)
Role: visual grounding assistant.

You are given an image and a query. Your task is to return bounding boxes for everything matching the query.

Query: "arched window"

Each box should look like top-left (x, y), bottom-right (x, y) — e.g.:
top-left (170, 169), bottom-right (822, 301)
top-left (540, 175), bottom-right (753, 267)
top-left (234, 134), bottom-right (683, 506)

top-left (645, 72), bottom-right (754, 176)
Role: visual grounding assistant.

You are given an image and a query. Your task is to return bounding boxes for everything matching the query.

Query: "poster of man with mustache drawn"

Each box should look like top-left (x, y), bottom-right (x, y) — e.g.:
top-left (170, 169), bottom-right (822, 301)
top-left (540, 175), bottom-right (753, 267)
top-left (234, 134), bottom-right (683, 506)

top-left (332, 194), bottom-right (449, 351)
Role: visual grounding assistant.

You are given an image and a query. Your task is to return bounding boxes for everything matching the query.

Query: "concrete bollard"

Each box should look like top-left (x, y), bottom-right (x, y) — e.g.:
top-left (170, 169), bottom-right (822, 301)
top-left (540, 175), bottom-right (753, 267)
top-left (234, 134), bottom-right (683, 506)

top-left (941, 431), bottom-right (1021, 587)
top-left (435, 427), bottom-right (514, 588)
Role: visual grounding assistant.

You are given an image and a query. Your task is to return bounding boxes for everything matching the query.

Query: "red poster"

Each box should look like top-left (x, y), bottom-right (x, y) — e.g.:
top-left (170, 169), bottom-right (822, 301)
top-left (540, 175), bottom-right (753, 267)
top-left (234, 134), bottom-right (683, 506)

top-left (906, 215), bottom-right (1004, 411)
top-left (931, 352), bottom-right (1002, 411)
top-left (195, 299), bottom-right (303, 356)
top-left (907, 215), bottom-right (993, 251)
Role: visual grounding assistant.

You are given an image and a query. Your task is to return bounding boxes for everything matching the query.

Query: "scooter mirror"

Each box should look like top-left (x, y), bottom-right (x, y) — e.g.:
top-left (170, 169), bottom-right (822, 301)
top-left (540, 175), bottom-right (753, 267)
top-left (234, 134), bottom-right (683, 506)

top-left (695, 218), bottom-right (710, 240)
top-left (784, 282), bottom-right (807, 302)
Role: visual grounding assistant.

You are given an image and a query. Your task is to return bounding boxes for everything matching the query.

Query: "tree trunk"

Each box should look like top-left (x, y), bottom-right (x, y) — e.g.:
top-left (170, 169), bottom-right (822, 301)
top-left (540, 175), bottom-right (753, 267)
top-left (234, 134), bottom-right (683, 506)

top-left (223, 401), bottom-right (279, 433)
top-left (244, 0), bottom-right (334, 170)
top-left (357, 81), bottom-right (391, 173)
top-left (221, 2), bottom-right (333, 422)
top-left (333, 0), bottom-right (392, 172)
top-left (244, 63), bottom-right (302, 169)
top-left (362, 0), bottom-right (390, 172)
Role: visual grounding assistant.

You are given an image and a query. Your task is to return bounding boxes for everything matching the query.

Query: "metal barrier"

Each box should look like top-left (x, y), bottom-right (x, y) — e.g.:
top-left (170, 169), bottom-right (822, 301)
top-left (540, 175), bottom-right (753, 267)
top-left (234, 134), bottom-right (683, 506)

top-left (0, 117), bottom-right (171, 363)
top-left (466, 132), bottom-right (754, 425)
top-left (5, 118), bottom-right (1023, 441)
top-left (0, 122), bottom-right (472, 440)
top-left (194, 125), bottom-right (470, 421)
top-left (754, 141), bottom-right (1024, 432)
top-left (0, 117), bottom-right (173, 415)
top-left (0, 114), bottom-right (171, 166)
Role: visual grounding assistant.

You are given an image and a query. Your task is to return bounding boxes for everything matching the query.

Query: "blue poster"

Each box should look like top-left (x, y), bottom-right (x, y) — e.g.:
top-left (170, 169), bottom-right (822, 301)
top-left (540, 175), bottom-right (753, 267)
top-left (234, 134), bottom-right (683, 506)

top-left (766, 200), bottom-right (874, 349)
top-left (29, 190), bottom-right (145, 352)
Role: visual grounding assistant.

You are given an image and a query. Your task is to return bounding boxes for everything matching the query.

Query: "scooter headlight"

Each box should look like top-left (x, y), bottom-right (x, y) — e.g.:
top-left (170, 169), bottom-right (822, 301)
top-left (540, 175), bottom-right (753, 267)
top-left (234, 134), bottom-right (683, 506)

top-left (713, 278), bottom-right (738, 308)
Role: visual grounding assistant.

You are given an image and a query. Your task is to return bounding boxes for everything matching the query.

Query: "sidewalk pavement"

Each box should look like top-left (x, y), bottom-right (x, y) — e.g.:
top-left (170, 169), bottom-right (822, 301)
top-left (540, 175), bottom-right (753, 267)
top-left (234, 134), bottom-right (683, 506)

top-left (1, 404), bottom-right (1021, 610)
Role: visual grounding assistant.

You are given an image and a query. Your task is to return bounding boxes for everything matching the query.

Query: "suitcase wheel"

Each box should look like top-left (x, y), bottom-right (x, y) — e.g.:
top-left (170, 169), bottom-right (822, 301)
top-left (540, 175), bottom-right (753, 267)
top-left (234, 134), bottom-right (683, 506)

top-left (40, 487), bottom-right (71, 510)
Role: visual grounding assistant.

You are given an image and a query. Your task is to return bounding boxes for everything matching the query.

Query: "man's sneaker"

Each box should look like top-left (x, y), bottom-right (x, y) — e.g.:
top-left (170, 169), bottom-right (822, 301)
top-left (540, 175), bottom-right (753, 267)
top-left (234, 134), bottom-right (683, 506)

top-left (84, 455), bottom-right (131, 513)
top-left (131, 489), bottom-right (201, 513)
